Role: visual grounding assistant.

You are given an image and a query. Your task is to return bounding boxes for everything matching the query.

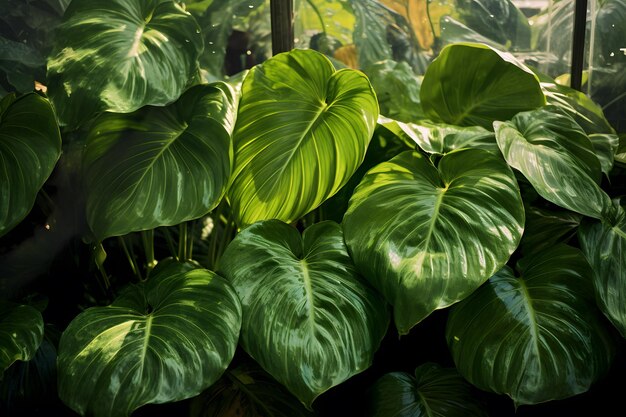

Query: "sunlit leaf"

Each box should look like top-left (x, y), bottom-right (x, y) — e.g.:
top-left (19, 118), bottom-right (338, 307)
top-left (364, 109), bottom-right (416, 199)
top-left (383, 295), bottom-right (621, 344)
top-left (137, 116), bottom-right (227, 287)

top-left (447, 245), bottom-right (615, 406)
top-left (228, 49), bottom-right (378, 227)
top-left (495, 106), bottom-right (612, 219)
top-left (420, 43), bottom-right (545, 129)
top-left (219, 220), bottom-right (388, 407)
top-left (343, 149), bottom-right (524, 334)
top-left (57, 260), bottom-right (241, 417)
top-left (47, 0), bottom-right (203, 127)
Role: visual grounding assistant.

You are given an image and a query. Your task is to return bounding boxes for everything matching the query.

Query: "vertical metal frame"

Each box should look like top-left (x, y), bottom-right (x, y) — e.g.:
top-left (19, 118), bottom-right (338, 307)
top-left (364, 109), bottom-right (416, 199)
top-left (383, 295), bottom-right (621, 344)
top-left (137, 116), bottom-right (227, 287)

top-left (270, 0), bottom-right (294, 55)
top-left (570, 0), bottom-right (588, 91)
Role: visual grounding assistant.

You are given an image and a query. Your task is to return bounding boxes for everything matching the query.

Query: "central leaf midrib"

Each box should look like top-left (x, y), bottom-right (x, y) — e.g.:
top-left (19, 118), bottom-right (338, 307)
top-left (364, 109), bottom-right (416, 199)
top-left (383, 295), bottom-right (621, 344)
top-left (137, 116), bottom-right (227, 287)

top-left (518, 279), bottom-right (541, 360)
top-left (267, 100), bottom-right (329, 189)
top-left (124, 123), bottom-right (188, 199)
top-left (300, 259), bottom-right (316, 329)
top-left (139, 314), bottom-right (154, 376)
top-left (415, 185), bottom-right (447, 269)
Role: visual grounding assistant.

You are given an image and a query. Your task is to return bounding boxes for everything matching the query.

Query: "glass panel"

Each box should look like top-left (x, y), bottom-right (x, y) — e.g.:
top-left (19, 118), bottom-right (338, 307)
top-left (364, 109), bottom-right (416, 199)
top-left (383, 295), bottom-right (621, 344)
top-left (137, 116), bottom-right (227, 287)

top-left (586, 0), bottom-right (626, 132)
top-left (294, 0), bottom-right (576, 77)
top-left (184, 0), bottom-right (272, 81)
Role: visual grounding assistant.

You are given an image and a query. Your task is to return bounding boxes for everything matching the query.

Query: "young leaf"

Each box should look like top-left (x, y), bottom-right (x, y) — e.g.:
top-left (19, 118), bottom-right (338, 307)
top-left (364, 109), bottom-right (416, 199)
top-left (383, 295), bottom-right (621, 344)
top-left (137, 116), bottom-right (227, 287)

top-left (579, 203), bottom-right (626, 337)
top-left (57, 261), bottom-right (242, 417)
top-left (495, 106), bottom-right (612, 219)
top-left (228, 49), bottom-right (378, 227)
top-left (420, 42), bottom-right (545, 129)
top-left (84, 83), bottom-right (235, 241)
top-left (343, 149), bottom-right (524, 334)
top-left (367, 363), bottom-right (488, 417)
top-left (447, 245), bottom-right (615, 406)
top-left (219, 220), bottom-right (388, 407)
top-left (0, 301), bottom-right (44, 373)
top-left (47, 0), bottom-right (203, 127)
top-left (0, 93), bottom-right (61, 237)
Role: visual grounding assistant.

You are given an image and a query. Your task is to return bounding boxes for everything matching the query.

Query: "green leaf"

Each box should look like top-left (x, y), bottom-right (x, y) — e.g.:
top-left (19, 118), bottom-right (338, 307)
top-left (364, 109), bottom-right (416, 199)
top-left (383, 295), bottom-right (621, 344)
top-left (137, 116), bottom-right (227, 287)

top-left (454, 0), bottom-right (531, 49)
top-left (589, 133), bottom-right (619, 177)
top-left (219, 220), bottom-right (388, 407)
top-left (439, 16), bottom-right (506, 50)
top-left (542, 79), bottom-right (615, 135)
top-left (364, 60), bottom-right (425, 123)
top-left (447, 245), bottom-right (615, 406)
top-left (579, 204), bottom-right (626, 337)
top-left (57, 260), bottom-right (241, 417)
top-left (47, 0), bottom-right (203, 127)
top-left (0, 302), bottom-right (44, 374)
top-left (495, 106), bottom-right (612, 219)
top-left (349, 0), bottom-right (394, 68)
top-left (228, 49), bottom-right (378, 227)
top-left (519, 206), bottom-right (582, 256)
top-left (84, 83), bottom-right (235, 240)
top-left (0, 93), bottom-right (61, 237)
top-left (379, 118), bottom-right (498, 155)
top-left (368, 362), bottom-right (488, 417)
top-left (343, 149), bottom-right (524, 334)
top-left (189, 362), bottom-right (313, 417)
top-left (420, 42), bottom-right (545, 129)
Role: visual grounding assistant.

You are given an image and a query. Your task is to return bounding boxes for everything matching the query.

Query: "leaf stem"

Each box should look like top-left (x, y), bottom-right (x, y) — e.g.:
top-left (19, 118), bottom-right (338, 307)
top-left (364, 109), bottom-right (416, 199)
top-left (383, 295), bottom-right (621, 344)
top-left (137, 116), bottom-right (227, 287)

top-left (188, 221), bottom-right (196, 261)
top-left (141, 229), bottom-right (157, 276)
top-left (118, 236), bottom-right (142, 281)
top-left (162, 227), bottom-right (178, 260)
top-left (179, 222), bottom-right (188, 261)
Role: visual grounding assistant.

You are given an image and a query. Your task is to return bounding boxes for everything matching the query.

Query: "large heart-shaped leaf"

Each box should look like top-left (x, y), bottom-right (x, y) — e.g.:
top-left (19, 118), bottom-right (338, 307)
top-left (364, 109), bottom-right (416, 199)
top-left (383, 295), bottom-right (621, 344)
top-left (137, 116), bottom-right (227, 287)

top-left (84, 83), bottom-right (235, 240)
top-left (47, 0), bottom-right (203, 127)
top-left (495, 106), bottom-right (612, 219)
top-left (190, 362), bottom-right (313, 417)
top-left (367, 362), bottom-right (488, 417)
top-left (579, 203), bottom-right (626, 337)
top-left (219, 220), bottom-right (388, 407)
top-left (0, 301), bottom-right (44, 373)
top-left (446, 245), bottom-right (615, 406)
top-left (57, 260), bottom-right (241, 417)
top-left (420, 42), bottom-right (545, 129)
top-left (0, 93), bottom-right (61, 237)
top-left (343, 149), bottom-right (524, 334)
top-left (227, 48), bottom-right (378, 227)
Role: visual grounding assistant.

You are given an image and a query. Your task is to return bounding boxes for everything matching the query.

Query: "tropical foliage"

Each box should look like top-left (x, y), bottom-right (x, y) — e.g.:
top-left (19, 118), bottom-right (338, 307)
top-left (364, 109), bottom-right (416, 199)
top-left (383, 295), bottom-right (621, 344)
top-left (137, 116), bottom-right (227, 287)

top-left (1, 0), bottom-right (624, 416)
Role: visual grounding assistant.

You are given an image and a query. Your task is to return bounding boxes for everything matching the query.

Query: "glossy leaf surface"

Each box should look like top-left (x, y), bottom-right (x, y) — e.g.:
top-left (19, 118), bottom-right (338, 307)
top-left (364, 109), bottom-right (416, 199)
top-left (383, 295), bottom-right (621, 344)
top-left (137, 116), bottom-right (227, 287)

top-left (495, 106), bottom-right (611, 219)
top-left (447, 245), bottom-right (615, 405)
top-left (368, 362), bottom-right (487, 417)
top-left (0, 93), bottom-right (61, 237)
top-left (379, 118), bottom-right (498, 155)
top-left (84, 83), bottom-right (235, 240)
top-left (420, 43), bottom-right (545, 129)
top-left (579, 204), bottom-right (626, 337)
top-left (190, 362), bottom-right (313, 417)
top-left (343, 149), bottom-right (524, 334)
top-left (57, 261), bottom-right (242, 417)
top-left (47, 0), bottom-right (203, 126)
top-left (589, 133), bottom-right (619, 177)
top-left (228, 49), bottom-right (378, 226)
top-left (0, 302), bottom-right (44, 373)
top-left (219, 220), bottom-right (388, 407)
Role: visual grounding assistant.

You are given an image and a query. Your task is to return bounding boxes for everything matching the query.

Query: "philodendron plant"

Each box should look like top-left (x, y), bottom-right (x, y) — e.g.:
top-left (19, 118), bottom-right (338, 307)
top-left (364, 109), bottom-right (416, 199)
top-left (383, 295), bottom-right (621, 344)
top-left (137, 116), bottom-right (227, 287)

top-left (0, 1), bottom-right (624, 416)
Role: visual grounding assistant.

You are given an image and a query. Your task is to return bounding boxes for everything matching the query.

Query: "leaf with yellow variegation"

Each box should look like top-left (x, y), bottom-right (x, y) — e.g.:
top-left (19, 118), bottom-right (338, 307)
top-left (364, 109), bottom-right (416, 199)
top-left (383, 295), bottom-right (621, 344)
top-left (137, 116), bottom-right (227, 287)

top-left (381, 0), bottom-right (455, 51)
